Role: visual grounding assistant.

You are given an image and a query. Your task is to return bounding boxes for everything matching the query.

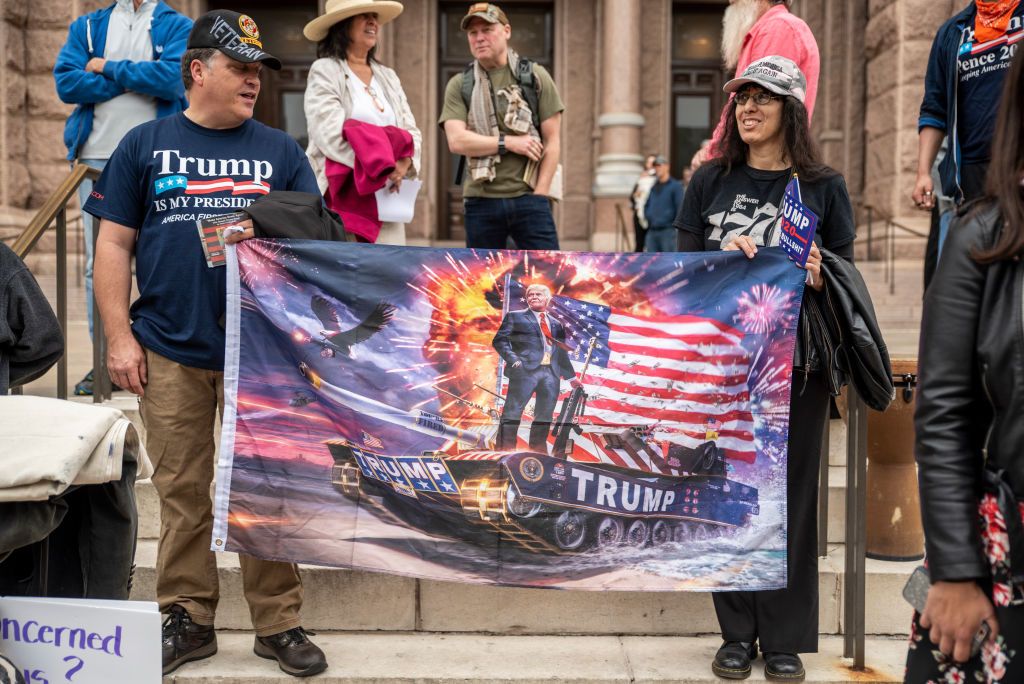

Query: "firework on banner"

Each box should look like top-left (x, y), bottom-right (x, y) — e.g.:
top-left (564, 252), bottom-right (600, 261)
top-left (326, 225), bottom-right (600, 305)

top-left (735, 284), bottom-right (797, 335)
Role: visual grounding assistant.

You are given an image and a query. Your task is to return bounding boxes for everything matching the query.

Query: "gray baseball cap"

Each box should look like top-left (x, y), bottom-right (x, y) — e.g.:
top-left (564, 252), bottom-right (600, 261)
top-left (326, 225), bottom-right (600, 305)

top-left (723, 56), bottom-right (807, 103)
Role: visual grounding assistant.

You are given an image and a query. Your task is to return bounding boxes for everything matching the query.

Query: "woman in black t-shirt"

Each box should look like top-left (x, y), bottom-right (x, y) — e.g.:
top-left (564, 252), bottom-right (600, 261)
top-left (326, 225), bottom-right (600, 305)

top-left (675, 57), bottom-right (855, 682)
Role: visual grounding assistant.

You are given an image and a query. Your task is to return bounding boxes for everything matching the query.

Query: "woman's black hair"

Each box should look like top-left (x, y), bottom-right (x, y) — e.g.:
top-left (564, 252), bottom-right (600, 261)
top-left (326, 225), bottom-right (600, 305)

top-left (713, 84), bottom-right (832, 183)
top-left (317, 17), bottom-right (378, 62)
top-left (977, 41), bottom-right (1024, 263)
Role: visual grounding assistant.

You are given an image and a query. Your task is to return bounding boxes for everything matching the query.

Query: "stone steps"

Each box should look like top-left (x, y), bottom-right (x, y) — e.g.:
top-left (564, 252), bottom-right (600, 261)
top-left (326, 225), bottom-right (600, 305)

top-left (129, 539), bottom-right (917, 636)
top-left (160, 632), bottom-right (908, 683)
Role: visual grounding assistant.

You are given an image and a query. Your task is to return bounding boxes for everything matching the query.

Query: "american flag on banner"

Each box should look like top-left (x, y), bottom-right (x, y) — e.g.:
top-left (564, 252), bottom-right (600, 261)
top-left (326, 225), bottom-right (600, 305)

top-left (361, 430), bottom-right (384, 450)
top-left (153, 175), bottom-right (271, 196)
top-left (504, 281), bottom-right (755, 470)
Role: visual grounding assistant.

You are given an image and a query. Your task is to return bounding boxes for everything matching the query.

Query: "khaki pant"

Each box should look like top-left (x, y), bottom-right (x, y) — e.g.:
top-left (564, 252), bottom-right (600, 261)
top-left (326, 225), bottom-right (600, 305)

top-left (140, 349), bottom-right (302, 636)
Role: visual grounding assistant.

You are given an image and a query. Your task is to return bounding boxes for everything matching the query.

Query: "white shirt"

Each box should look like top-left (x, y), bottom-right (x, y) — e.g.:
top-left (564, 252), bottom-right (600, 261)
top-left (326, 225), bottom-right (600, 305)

top-left (341, 60), bottom-right (397, 128)
top-left (79, 0), bottom-right (159, 160)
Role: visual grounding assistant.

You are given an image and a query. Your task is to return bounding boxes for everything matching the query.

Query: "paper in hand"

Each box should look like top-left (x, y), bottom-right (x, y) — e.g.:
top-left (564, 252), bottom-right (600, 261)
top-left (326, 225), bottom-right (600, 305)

top-left (375, 179), bottom-right (422, 224)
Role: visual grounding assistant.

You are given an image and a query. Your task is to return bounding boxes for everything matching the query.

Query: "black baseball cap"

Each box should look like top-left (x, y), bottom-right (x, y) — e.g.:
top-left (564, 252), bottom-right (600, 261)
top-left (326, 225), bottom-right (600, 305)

top-left (187, 10), bottom-right (282, 70)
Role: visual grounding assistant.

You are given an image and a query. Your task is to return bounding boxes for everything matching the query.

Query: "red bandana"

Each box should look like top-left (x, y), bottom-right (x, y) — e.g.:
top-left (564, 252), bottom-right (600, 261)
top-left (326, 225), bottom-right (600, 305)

top-left (975, 0), bottom-right (1021, 44)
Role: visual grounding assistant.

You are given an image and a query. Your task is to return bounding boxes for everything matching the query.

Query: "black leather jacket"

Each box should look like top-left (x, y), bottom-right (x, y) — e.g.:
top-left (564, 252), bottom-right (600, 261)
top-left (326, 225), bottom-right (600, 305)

top-left (916, 203), bottom-right (1024, 582)
top-left (800, 250), bottom-right (894, 411)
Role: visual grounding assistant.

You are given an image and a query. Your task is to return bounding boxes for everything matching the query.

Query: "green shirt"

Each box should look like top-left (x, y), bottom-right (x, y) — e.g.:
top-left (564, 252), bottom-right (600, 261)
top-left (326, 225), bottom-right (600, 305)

top-left (438, 63), bottom-right (564, 198)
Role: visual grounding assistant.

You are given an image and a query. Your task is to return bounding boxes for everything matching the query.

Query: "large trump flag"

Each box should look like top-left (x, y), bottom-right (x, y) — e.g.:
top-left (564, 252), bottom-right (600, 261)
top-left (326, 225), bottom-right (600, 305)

top-left (213, 242), bottom-right (806, 591)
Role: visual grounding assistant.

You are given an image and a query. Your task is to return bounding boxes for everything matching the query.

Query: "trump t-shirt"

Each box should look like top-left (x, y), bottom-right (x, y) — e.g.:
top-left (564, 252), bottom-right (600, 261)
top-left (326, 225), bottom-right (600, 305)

top-left (84, 113), bottom-right (319, 370)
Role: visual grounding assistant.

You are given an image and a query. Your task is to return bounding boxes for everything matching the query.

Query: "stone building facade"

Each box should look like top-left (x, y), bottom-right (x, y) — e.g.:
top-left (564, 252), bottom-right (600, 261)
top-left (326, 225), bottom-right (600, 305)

top-left (0, 0), bottom-right (962, 266)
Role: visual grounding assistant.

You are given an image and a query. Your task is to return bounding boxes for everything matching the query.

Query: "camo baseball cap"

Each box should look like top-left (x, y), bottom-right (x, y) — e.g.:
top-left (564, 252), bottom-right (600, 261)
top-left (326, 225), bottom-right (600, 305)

top-left (460, 2), bottom-right (509, 30)
top-left (723, 55), bottom-right (807, 103)
top-left (187, 10), bottom-right (282, 70)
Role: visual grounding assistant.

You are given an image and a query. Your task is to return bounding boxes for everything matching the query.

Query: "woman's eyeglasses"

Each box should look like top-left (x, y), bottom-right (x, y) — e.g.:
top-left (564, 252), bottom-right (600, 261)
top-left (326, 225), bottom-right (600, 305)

top-left (734, 91), bottom-right (782, 106)
top-left (365, 85), bottom-right (385, 113)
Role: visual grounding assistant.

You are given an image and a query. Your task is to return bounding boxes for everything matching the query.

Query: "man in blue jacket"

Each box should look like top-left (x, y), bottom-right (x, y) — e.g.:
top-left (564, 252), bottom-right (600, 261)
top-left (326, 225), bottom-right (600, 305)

top-left (53, 0), bottom-right (191, 396)
top-left (644, 155), bottom-right (684, 252)
top-left (913, 1), bottom-right (1024, 210)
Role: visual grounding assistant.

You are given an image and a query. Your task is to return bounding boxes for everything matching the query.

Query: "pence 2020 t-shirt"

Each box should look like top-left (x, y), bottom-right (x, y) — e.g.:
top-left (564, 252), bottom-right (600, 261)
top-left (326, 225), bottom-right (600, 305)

top-left (957, 7), bottom-right (1024, 164)
top-left (84, 113), bottom-right (319, 370)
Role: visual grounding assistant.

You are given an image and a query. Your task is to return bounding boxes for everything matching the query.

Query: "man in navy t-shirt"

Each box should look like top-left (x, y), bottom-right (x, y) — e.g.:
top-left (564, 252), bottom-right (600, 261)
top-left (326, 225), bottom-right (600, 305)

top-left (87, 10), bottom-right (326, 678)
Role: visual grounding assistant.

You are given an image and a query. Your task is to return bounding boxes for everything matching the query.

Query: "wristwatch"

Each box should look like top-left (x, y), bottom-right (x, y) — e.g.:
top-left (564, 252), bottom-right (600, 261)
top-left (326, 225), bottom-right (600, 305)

top-left (497, 133), bottom-right (506, 156)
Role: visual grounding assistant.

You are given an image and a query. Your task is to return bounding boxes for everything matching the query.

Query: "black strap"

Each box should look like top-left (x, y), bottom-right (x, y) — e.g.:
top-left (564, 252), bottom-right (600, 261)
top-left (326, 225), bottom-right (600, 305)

top-left (515, 57), bottom-right (541, 130)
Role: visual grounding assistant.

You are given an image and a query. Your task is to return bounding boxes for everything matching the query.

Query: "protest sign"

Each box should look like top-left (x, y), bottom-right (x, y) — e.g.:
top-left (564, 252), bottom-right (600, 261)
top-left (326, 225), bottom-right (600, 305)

top-left (0, 597), bottom-right (159, 683)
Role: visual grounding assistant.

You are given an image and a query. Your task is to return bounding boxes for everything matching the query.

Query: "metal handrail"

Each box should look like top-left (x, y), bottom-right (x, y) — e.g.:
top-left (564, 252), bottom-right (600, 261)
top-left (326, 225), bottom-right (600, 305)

top-left (11, 163), bottom-right (102, 400)
top-left (843, 392), bottom-right (869, 670)
top-left (614, 202), bottom-right (632, 251)
top-left (12, 164), bottom-right (99, 258)
top-left (814, 392), bottom-right (868, 671)
top-left (861, 204), bottom-right (929, 294)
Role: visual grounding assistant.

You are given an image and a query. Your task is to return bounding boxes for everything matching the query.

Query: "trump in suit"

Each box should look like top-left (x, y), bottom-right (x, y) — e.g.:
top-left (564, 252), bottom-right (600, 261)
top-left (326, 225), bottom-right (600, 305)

top-left (492, 284), bottom-right (580, 452)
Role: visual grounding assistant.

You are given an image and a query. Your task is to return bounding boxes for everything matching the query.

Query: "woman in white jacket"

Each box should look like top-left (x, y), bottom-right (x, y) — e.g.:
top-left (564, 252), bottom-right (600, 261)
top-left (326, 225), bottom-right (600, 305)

top-left (303, 0), bottom-right (422, 245)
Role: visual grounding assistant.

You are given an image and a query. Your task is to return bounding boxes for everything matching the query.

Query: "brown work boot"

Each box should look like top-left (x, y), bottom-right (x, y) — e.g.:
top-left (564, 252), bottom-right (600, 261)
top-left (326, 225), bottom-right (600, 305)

top-left (162, 604), bottom-right (217, 675)
top-left (254, 626), bottom-right (327, 677)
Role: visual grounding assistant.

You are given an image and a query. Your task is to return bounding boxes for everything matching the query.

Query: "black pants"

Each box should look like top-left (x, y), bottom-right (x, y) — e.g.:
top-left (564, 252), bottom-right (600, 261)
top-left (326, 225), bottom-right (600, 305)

top-left (633, 214), bottom-right (647, 253)
top-left (713, 371), bottom-right (829, 653)
top-left (925, 163), bottom-right (987, 291)
top-left (497, 365), bottom-right (560, 452)
top-left (0, 461), bottom-right (138, 599)
top-left (923, 203), bottom-right (941, 292)
top-left (959, 162), bottom-right (989, 204)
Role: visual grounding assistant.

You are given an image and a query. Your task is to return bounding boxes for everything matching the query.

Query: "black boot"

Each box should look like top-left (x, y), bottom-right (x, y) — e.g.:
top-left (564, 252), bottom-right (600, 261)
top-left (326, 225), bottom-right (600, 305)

top-left (712, 640), bottom-right (757, 680)
top-left (764, 652), bottom-right (805, 681)
top-left (254, 626), bottom-right (327, 677)
top-left (162, 605), bottom-right (216, 675)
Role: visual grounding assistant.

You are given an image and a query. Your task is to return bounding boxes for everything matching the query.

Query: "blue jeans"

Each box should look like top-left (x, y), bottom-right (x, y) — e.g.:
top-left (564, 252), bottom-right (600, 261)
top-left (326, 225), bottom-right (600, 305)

top-left (644, 225), bottom-right (676, 252)
top-left (936, 208), bottom-right (953, 261)
top-left (463, 194), bottom-right (560, 250)
top-left (76, 158), bottom-right (107, 339)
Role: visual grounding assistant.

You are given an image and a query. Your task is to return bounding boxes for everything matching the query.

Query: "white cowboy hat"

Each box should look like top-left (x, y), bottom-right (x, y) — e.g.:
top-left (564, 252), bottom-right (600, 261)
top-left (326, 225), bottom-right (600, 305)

top-left (303, 0), bottom-right (404, 42)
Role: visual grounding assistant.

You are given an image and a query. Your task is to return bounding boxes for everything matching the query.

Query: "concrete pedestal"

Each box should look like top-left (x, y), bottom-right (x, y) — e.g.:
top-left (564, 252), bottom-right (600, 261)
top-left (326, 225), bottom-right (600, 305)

top-left (866, 358), bottom-right (924, 561)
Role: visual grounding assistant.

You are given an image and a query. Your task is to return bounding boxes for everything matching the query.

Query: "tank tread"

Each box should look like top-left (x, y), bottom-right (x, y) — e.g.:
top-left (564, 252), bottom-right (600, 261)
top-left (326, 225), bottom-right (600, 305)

top-left (330, 470), bottom-right (410, 529)
top-left (466, 517), bottom-right (561, 554)
top-left (457, 476), bottom-right (561, 553)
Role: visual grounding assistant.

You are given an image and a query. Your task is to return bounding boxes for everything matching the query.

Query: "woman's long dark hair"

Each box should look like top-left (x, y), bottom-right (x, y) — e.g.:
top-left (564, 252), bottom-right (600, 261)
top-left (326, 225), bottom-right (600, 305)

top-left (317, 17), bottom-right (378, 62)
top-left (714, 89), bottom-right (832, 183)
top-left (978, 43), bottom-right (1024, 263)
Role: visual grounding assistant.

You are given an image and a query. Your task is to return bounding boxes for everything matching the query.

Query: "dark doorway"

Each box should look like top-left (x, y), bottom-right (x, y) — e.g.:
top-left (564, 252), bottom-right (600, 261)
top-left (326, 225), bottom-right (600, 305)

top-left (671, 3), bottom-right (729, 179)
top-left (205, 1), bottom-right (319, 148)
top-left (437, 1), bottom-right (555, 242)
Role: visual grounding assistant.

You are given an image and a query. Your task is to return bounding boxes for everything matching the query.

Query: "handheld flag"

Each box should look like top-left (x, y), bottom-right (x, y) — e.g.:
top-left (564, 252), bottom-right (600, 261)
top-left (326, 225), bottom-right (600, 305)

top-left (778, 175), bottom-right (819, 267)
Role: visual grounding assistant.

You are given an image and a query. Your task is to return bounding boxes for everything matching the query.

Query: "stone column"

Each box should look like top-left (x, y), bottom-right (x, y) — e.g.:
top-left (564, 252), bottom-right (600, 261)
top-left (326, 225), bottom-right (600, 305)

top-left (26, 2), bottom-right (74, 211)
top-left (591, 0), bottom-right (644, 251)
top-left (2, 0), bottom-right (30, 216)
top-left (863, 0), bottom-right (956, 253)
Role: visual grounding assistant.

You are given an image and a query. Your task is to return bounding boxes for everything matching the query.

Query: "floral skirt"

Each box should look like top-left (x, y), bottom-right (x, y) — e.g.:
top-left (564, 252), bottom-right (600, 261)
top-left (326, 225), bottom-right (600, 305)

top-left (904, 493), bottom-right (1024, 683)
